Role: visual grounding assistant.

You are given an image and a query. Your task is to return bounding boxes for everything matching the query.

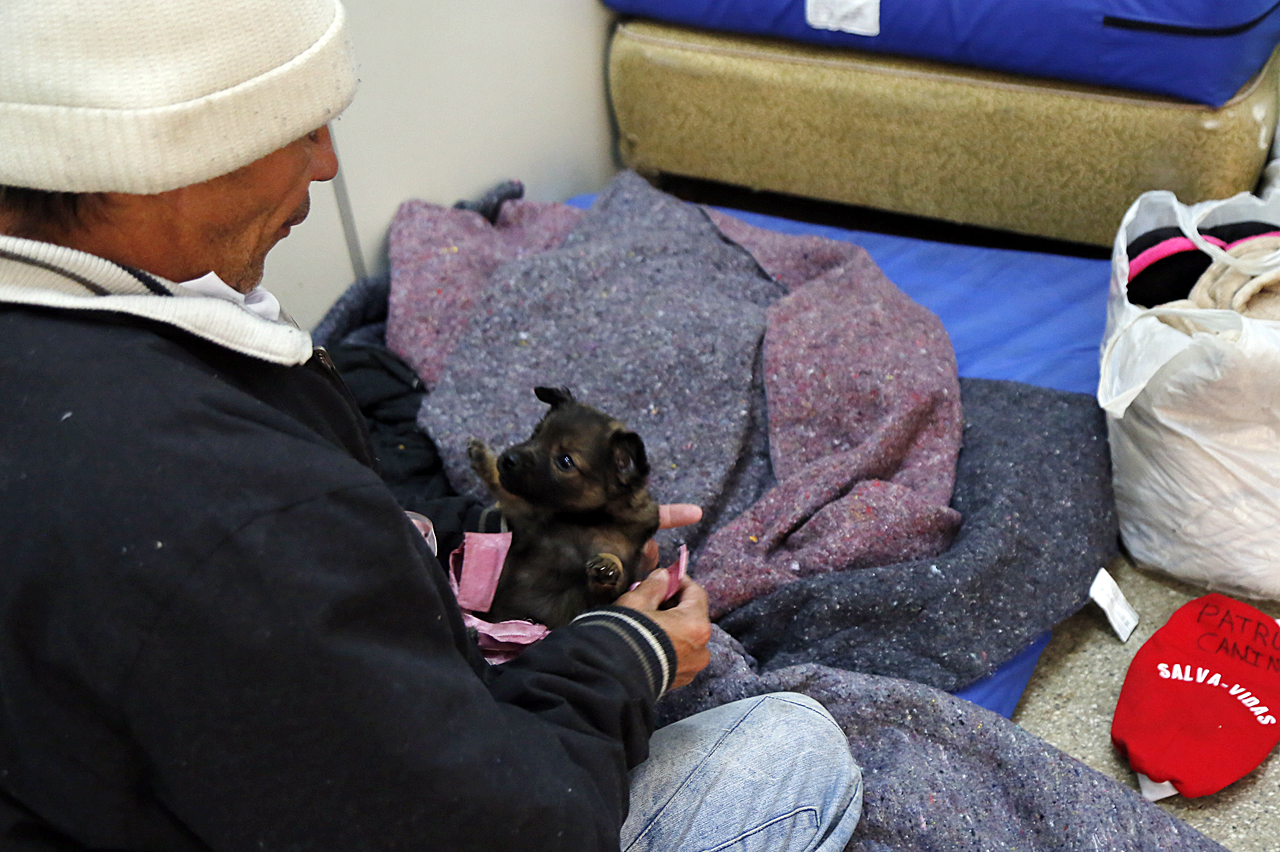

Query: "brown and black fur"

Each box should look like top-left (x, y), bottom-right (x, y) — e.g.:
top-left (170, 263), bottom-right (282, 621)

top-left (467, 386), bottom-right (660, 628)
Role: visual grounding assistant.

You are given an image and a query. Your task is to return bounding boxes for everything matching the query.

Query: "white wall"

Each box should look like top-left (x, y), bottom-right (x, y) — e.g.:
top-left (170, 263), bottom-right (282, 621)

top-left (264, 1), bottom-right (620, 331)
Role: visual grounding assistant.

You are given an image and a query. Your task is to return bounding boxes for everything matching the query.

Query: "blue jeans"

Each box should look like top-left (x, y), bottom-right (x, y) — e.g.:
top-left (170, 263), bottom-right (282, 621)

top-left (623, 693), bottom-right (863, 852)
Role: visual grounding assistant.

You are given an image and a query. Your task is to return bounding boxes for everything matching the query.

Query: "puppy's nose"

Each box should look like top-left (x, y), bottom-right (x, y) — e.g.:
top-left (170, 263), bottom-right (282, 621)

top-left (498, 449), bottom-right (522, 473)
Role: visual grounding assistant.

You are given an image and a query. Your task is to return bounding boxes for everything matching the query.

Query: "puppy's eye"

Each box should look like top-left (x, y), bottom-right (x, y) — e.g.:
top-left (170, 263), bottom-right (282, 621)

top-left (554, 454), bottom-right (575, 471)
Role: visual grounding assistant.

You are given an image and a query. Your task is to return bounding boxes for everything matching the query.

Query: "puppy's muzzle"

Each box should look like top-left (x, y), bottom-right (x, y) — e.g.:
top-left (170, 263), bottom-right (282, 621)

top-left (498, 448), bottom-right (527, 474)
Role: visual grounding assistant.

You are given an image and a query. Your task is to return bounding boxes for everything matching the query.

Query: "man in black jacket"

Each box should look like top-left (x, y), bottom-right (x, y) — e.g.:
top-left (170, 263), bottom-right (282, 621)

top-left (0, 1), bottom-right (862, 850)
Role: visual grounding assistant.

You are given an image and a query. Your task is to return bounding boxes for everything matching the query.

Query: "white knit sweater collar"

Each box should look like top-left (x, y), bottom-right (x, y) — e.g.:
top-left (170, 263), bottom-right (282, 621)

top-left (0, 234), bottom-right (314, 365)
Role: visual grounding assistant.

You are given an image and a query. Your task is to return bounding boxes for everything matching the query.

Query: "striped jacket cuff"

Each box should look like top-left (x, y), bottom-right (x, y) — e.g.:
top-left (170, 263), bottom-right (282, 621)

top-left (571, 606), bottom-right (677, 699)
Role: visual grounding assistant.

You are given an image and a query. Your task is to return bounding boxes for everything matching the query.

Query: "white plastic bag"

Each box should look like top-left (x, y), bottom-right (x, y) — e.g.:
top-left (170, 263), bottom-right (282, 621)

top-left (1099, 190), bottom-right (1280, 600)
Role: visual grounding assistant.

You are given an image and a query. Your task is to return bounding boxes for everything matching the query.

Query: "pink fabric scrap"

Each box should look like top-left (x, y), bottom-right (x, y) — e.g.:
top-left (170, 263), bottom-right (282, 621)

top-left (664, 545), bottom-right (687, 599)
top-left (447, 532), bottom-right (548, 664)
top-left (449, 531), bottom-right (510, 612)
top-left (448, 534), bottom-right (686, 664)
top-left (634, 544), bottom-right (687, 600)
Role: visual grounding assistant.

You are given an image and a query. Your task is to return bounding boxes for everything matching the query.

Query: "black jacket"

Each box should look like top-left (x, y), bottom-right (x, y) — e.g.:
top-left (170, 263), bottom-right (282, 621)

top-left (0, 236), bottom-right (674, 851)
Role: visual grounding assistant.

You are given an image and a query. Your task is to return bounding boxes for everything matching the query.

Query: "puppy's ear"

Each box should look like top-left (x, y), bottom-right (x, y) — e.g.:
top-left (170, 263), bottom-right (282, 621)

top-left (534, 386), bottom-right (575, 408)
top-left (611, 430), bottom-right (649, 486)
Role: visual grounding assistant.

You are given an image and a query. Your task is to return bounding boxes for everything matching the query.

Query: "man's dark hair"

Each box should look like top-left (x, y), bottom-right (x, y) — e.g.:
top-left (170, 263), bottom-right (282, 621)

top-left (0, 186), bottom-right (105, 240)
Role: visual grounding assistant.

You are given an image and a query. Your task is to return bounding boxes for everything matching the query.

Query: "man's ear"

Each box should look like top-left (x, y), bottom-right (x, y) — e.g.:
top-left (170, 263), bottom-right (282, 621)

top-left (534, 386), bottom-right (574, 408)
top-left (611, 430), bottom-right (649, 485)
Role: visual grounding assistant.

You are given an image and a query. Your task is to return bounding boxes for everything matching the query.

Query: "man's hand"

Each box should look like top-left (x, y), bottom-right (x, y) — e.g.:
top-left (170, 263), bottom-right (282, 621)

top-left (640, 503), bottom-right (703, 574)
top-left (620, 503), bottom-right (711, 689)
top-left (616, 569), bottom-right (711, 689)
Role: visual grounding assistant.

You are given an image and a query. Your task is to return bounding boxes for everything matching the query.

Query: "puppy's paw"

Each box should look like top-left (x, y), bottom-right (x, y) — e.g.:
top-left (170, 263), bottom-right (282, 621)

top-left (587, 553), bottom-right (626, 600)
top-left (467, 438), bottom-right (497, 478)
top-left (466, 436), bottom-right (492, 465)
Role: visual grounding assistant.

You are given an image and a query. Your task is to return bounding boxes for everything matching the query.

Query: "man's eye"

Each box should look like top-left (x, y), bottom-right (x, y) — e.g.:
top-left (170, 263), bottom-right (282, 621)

top-left (555, 454), bottom-right (575, 471)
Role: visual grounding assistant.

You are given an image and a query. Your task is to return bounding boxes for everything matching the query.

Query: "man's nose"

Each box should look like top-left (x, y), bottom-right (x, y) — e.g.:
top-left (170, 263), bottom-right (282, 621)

top-left (308, 125), bottom-right (339, 182)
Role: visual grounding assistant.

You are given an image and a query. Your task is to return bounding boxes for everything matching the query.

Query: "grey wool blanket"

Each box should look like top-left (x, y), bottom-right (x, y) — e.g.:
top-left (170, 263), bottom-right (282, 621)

top-left (387, 170), bottom-right (1116, 692)
top-left (657, 627), bottom-right (1226, 852)
top-left (370, 172), bottom-right (1220, 851)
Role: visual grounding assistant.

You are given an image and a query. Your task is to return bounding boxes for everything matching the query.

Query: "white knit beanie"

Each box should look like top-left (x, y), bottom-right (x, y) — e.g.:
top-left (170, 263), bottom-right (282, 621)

top-left (0, 0), bottom-right (357, 194)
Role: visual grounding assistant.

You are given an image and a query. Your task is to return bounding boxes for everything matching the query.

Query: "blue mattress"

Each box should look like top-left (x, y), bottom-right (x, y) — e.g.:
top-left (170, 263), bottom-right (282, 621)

top-left (570, 193), bottom-right (1112, 717)
top-left (602, 0), bottom-right (1280, 107)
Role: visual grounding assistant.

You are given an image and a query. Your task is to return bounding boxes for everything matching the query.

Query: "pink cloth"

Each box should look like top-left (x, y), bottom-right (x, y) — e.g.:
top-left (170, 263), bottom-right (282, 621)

top-left (449, 531), bottom-right (510, 612)
top-left (664, 545), bottom-right (687, 598)
top-left (635, 544), bottom-right (687, 600)
top-left (448, 533), bottom-right (548, 664)
top-left (448, 534), bottom-right (686, 664)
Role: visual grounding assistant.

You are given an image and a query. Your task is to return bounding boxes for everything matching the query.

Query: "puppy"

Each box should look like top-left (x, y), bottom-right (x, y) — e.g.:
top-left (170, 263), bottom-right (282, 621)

top-left (467, 386), bottom-right (660, 628)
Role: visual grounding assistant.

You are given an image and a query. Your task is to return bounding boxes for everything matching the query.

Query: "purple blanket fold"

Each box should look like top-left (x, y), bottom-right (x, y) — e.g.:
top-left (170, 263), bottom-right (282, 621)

top-left (388, 198), bottom-right (585, 388)
top-left (693, 208), bottom-right (963, 616)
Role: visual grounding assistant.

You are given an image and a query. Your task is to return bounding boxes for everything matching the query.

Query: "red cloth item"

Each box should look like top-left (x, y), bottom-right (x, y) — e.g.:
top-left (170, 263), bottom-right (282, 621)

top-left (1111, 593), bottom-right (1280, 798)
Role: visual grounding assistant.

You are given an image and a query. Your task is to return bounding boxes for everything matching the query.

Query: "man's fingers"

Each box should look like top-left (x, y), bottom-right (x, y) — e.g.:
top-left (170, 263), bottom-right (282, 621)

top-left (658, 503), bottom-right (702, 530)
top-left (617, 572), bottom-right (713, 689)
top-left (641, 540), bottom-right (659, 574)
top-left (616, 568), bottom-right (669, 609)
top-left (670, 575), bottom-right (708, 613)
top-left (645, 504), bottom-right (700, 573)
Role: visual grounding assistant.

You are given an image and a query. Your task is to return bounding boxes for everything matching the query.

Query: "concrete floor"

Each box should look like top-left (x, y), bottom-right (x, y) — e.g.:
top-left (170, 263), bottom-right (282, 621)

top-left (1013, 556), bottom-right (1280, 852)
